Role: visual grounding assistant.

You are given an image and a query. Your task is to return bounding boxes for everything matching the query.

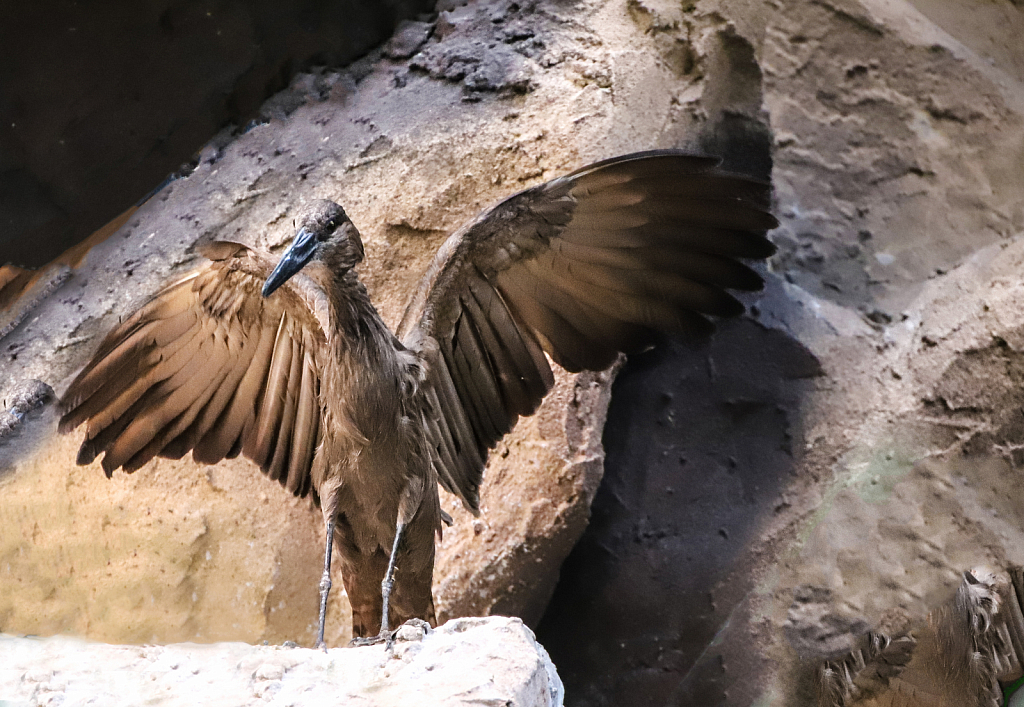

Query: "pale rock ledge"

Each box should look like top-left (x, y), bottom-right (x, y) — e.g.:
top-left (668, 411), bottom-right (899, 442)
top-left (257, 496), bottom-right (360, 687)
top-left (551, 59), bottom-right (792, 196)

top-left (0, 616), bottom-right (563, 707)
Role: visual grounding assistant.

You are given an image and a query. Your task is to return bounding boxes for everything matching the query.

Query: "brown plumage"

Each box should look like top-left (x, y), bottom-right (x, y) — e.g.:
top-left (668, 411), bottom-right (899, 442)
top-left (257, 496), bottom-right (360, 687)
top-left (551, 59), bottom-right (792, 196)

top-left (816, 567), bottom-right (1024, 707)
top-left (59, 150), bottom-right (778, 646)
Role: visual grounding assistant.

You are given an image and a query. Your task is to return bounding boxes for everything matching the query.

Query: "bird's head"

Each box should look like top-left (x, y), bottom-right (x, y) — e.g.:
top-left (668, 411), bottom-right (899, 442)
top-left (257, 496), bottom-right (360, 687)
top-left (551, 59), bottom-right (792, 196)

top-left (262, 199), bottom-right (364, 297)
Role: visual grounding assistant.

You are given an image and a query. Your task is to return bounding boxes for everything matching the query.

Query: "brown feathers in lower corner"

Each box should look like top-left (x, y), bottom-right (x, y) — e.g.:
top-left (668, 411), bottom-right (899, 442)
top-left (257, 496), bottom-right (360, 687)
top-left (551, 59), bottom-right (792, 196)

top-left (818, 567), bottom-right (1024, 707)
top-left (818, 628), bottom-right (917, 706)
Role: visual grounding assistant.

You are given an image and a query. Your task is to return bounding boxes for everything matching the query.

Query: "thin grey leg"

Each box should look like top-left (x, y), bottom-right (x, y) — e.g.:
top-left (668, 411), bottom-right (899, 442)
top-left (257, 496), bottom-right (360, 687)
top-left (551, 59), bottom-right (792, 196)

top-left (315, 518), bottom-right (334, 651)
top-left (350, 520), bottom-right (406, 648)
top-left (379, 521), bottom-right (405, 635)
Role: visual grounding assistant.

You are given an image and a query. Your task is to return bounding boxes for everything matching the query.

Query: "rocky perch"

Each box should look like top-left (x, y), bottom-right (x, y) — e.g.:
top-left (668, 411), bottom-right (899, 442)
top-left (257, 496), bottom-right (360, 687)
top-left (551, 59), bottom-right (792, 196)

top-left (0, 616), bottom-right (563, 707)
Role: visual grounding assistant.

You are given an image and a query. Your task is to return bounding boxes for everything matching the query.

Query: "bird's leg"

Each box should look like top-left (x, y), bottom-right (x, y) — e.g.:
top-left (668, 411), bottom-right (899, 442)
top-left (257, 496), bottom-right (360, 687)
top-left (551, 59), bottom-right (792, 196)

top-left (380, 520), bottom-right (405, 637)
top-left (315, 518), bottom-right (335, 651)
top-left (350, 520), bottom-right (406, 649)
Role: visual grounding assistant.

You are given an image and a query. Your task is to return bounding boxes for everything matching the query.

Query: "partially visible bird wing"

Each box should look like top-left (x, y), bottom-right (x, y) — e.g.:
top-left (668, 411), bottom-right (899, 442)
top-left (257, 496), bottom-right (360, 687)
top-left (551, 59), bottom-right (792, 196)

top-left (59, 241), bottom-right (326, 498)
top-left (397, 150), bottom-right (778, 512)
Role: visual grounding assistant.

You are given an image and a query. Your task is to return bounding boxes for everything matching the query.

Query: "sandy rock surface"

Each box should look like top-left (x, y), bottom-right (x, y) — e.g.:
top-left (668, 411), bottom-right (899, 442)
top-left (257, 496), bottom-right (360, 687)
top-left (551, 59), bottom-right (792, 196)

top-left (1, 0), bottom-right (1024, 704)
top-left (0, 616), bottom-right (563, 707)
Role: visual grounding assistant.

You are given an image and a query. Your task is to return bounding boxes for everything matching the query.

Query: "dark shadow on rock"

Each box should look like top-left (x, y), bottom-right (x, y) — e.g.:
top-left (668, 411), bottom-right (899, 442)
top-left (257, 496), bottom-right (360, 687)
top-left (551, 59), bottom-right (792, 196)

top-left (536, 319), bottom-right (820, 707)
top-left (697, 25), bottom-right (773, 184)
top-left (0, 0), bottom-right (435, 270)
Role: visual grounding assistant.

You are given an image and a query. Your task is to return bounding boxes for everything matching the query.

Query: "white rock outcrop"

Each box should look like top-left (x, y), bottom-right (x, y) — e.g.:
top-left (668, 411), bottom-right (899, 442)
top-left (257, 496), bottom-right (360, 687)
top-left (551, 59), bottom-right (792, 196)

top-left (0, 616), bottom-right (563, 707)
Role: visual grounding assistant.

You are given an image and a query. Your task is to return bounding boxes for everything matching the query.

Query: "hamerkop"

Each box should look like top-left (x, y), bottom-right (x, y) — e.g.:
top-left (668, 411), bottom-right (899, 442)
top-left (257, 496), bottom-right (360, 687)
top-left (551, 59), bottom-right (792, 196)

top-left (59, 150), bottom-right (778, 647)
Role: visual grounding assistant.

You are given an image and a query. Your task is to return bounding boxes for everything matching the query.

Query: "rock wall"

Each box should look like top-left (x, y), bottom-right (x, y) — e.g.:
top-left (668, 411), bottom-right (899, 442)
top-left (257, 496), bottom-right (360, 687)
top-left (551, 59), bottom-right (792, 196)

top-left (1, 0), bottom-right (1023, 705)
top-left (537, 0), bottom-right (1024, 705)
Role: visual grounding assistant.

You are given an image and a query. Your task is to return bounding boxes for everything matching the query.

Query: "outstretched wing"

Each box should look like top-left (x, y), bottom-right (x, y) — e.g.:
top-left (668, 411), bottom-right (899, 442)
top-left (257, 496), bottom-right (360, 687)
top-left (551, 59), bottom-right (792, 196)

top-left (59, 241), bottom-right (325, 497)
top-left (397, 150), bottom-right (778, 512)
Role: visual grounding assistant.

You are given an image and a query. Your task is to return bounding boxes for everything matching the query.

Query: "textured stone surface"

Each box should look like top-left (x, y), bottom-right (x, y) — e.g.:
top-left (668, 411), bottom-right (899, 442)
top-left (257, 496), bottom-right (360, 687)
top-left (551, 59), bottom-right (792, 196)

top-left (0, 616), bottom-right (563, 707)
top-left (536, 0), bottom-right (1024, 704)
top-left (2, 0), bottom-right (1024, 705)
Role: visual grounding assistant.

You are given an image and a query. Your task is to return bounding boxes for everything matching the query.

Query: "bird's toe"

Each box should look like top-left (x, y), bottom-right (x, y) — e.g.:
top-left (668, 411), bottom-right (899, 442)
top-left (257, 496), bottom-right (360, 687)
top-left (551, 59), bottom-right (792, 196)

top-left (348, 629), bottom-right (394, 649)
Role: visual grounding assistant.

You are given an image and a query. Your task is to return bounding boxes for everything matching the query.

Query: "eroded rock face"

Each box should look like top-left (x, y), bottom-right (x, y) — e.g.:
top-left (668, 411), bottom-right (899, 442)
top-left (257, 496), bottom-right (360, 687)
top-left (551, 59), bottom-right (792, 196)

top-left (537, 0), bottom-right (1024, 705)
top-left (2, 0), bottom-right (1024, 705)
top-left (767, 0), bottom-right (1024, 315)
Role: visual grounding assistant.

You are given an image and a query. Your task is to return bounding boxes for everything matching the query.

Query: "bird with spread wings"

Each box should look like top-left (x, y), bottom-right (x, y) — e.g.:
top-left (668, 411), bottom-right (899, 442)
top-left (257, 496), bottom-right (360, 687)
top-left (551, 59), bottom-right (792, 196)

top-left (59, 149), bottom-right (778, 647)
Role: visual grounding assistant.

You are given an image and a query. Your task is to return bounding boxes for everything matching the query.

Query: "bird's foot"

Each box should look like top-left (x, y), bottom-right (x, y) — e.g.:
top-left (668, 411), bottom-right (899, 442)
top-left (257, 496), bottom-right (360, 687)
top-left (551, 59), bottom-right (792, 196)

top-left (349, 628), bottom-right (396, 649)
top-left (348, 619), bottom-right (431, 650)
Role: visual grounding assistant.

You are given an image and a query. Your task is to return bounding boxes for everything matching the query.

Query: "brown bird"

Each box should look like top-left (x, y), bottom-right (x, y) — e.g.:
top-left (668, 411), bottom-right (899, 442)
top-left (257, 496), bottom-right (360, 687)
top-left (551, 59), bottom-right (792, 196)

top-left (58, 150), bottom-right (778, 647)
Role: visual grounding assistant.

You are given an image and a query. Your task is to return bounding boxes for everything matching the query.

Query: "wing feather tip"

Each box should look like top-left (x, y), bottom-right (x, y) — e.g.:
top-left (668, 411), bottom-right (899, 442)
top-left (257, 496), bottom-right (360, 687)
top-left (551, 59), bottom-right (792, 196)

top-left (57, 414), bottom-right (78, 435)
top-left (192, 447), bottom-right (218, 466)
top-left (463, 497), bottom-right (481, 516)
top-left (76, 442), bottom-right (98, 466)
top-left (752, 236), bottom-right (777, 258)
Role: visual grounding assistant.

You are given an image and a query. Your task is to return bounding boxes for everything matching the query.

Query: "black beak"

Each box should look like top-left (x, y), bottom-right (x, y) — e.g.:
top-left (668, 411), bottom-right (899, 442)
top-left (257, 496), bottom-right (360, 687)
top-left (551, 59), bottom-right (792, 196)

top-left (262, 227), bottom-right (318, 297)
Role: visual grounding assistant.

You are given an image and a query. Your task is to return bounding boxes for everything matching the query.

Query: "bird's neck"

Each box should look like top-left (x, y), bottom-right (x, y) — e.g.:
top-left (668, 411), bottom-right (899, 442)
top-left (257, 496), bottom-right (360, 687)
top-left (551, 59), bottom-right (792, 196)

top-left (309, 266), bottom-right (400, 364)
top-left (315, 265), bottom-right (415, 446)
top-left (334, 272), bottom-right (387, 342)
